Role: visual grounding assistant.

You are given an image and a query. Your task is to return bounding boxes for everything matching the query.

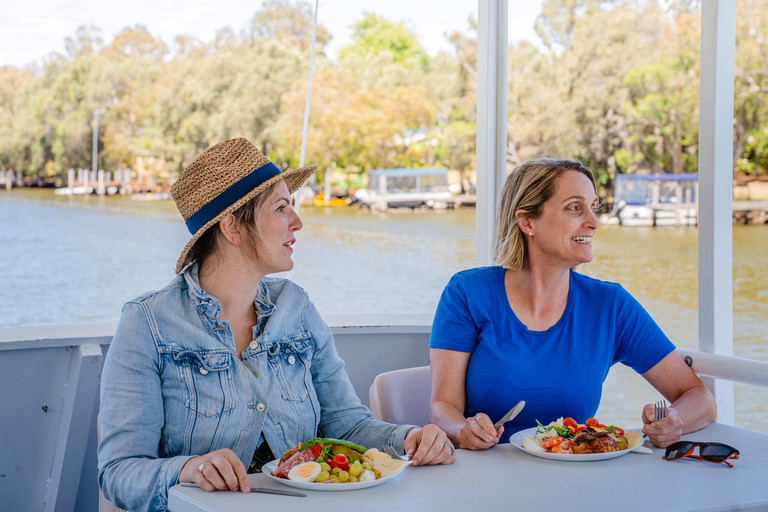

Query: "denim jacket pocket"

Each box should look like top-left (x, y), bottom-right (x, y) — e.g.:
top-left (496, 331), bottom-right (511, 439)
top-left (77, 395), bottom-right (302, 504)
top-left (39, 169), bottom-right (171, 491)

top-left (267, 334), bottom-right (313, 402)
top-left (171, 348), bottom-right (236, 417)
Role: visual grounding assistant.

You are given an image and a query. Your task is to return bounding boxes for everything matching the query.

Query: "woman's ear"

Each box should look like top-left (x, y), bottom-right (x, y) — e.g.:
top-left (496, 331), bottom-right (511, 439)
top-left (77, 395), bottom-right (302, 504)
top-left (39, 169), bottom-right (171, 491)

top-left (218, 214), bottom-right (243, 247)
top-left (516, 210), bottom-right (533, 235)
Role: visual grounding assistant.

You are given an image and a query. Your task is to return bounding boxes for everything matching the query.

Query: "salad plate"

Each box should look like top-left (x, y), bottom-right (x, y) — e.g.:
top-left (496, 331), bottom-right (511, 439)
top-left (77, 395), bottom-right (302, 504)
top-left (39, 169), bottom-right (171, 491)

top-left (509, 427), bottom-right (644, 462)
top-left (263, 460), bottom-right (403, 491)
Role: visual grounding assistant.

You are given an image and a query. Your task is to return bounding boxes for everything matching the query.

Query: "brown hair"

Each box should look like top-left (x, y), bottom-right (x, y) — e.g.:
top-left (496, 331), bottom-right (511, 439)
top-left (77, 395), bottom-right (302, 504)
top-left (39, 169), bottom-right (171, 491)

top-left (491, 158), bottom-right (596, 270)
top-left (182, 181), bottom-right (280, 271)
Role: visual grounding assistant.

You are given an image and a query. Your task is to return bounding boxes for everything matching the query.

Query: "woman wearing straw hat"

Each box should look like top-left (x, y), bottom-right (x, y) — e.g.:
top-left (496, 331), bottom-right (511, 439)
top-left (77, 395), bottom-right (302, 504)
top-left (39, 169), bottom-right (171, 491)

top-left (98, 138), bottom-right (455, 512)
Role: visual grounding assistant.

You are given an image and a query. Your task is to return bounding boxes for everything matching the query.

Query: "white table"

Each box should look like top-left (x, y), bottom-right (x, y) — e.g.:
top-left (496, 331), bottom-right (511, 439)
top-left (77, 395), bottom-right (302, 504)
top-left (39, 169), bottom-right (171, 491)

top-left (168, 423), bottom-right (768, 512)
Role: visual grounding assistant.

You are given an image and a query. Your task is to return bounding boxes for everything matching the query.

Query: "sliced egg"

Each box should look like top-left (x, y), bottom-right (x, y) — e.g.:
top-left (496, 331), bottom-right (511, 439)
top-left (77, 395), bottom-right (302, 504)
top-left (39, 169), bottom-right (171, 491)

top-left (287, 461), bottom-right (322, 482)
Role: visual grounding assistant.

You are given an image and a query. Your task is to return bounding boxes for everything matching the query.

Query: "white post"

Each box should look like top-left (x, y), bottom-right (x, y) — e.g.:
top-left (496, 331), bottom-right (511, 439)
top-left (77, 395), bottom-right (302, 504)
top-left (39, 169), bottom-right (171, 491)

top-left (294, 0), bottom-right (320, 217)
top-left (323, 167), bottom-right (331, 205)
top-left (378, 174), bottom-right (386, 197)
top-left (698, 0), bottom-right (736, 425)
top-left (68, 169), bottom-right (75, 190)
top-left (97, 169), bottom-right (105, 195)
top-left (122, 167), bottom-right (131, 195)
top-left (92, 109), bottom-right (99, 184)
top-left (476, 0), bottom-right (508, 266)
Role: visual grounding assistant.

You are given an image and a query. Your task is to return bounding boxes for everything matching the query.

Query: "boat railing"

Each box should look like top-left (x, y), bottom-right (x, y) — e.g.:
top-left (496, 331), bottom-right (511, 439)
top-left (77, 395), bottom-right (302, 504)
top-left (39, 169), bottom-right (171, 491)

top-left (1, 320), bottom-right (766, 512)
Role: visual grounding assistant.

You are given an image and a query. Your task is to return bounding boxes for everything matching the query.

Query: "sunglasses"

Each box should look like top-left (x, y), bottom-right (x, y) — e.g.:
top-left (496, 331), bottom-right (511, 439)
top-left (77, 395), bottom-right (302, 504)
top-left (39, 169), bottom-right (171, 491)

top-left (663, 441), bottom-right (740, 468)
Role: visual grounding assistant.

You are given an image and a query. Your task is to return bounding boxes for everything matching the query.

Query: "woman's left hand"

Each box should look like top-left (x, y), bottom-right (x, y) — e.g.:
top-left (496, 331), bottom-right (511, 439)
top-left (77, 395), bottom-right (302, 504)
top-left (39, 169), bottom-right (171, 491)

top-left (402, 424), bottom-right (457, 466)
top-left (641, 404), bottom-right (684, 448)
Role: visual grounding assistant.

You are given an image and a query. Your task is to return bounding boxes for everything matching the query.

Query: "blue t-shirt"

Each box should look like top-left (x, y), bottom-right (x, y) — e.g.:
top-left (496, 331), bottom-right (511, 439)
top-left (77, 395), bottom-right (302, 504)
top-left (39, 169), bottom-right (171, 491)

top-left (429, 266), bottom-right (675, 443)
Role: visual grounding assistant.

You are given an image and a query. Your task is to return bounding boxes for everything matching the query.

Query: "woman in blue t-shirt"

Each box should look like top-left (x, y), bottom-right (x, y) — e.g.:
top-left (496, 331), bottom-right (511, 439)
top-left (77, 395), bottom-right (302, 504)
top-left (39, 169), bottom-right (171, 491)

top-left (429, 158), bottom-right (716, 450)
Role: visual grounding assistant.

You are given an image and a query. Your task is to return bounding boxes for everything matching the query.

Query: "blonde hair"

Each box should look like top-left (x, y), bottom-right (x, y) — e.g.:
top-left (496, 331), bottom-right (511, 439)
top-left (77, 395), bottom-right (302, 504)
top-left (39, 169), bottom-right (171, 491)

top-left (491, 158), bottom-right (596, 270)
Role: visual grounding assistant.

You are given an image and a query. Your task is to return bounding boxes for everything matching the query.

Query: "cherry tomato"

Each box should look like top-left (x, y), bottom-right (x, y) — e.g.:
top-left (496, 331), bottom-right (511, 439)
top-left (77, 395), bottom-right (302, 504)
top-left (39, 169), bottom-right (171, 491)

top-left (585, 418), bottom-right (599, 427)
top-left (563, 417), bottom-right (578, 428)
top-left (332, 453), bottom-right (350, 472)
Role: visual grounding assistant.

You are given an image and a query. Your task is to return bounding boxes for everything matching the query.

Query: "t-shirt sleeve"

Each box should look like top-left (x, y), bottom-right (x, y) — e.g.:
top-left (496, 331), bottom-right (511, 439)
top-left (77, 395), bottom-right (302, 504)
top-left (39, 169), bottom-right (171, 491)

top-left (613, 285), bottom-right (676, 374)
top-left (429, 273), bottom-right (480, 353)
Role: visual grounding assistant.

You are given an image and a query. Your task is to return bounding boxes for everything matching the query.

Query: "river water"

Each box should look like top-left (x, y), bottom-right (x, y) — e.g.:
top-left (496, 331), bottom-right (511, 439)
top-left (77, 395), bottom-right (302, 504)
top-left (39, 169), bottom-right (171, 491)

top-left (2, 188), bottom-right (766, 434)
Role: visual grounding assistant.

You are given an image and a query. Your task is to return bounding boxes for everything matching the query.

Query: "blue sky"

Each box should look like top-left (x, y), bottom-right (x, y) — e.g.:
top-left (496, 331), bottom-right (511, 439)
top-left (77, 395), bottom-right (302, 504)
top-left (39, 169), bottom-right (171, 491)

top-left (0, 0), bottom-right (545, 68)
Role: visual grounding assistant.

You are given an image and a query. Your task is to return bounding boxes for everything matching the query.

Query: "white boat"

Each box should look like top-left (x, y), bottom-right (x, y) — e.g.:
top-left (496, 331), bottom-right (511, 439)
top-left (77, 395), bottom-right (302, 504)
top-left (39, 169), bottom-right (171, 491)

top-left (354, 168), bottom-right (453, 211)
top-left (54, 186), bottom-right (93, 195)
top-left (129, 192), bottom-right (172, 201)
top-left (601, 173), bottom-right (699, 226)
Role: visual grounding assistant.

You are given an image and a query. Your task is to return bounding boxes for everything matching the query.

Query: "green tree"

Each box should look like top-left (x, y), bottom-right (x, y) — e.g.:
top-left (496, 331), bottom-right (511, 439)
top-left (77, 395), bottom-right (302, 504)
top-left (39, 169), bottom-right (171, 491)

top-left (339, 13), bottom-right (430, 70)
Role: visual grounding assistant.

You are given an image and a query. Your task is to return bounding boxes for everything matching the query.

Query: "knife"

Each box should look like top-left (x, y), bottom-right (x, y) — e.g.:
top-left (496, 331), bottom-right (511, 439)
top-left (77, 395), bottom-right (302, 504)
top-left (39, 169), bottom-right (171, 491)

top-left (493, 400), bottom-right (526, 430)
top-left (179, 482), bottom-right (307, 497)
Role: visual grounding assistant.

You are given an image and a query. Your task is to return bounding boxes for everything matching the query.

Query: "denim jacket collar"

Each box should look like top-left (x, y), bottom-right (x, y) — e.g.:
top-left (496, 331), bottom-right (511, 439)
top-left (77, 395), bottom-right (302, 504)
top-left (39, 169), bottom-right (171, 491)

top-left (182, 264), bottom-right (276, 320)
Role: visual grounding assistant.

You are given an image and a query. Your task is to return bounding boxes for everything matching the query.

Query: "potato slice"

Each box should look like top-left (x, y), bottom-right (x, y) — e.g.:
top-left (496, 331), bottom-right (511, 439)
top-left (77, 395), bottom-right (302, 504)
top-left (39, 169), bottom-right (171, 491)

top-left (624, 430), bottom-right (643, 449)
top-left (522, 436), bottom-right (547, 452)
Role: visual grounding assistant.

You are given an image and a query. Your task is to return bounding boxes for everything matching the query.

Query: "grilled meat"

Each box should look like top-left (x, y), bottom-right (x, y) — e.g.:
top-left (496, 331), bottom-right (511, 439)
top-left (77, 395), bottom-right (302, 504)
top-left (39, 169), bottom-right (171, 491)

top-left (572, 429), bottom-right (618, 454)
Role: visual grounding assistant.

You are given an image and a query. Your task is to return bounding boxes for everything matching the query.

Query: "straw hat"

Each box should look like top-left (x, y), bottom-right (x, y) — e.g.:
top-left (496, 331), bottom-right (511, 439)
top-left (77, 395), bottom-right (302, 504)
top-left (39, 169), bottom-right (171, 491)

top-left (171, 137), bottom-right (316, 273)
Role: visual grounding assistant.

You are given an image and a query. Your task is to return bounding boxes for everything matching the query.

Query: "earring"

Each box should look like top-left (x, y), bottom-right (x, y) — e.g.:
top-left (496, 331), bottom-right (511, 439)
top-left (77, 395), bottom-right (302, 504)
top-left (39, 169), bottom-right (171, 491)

top-left (528, 232), bottom-right (533, 236)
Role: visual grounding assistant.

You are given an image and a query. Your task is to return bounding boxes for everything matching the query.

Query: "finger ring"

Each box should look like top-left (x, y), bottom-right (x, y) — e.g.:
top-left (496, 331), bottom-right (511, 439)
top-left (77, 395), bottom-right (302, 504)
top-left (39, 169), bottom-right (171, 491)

top-left (198, 462), bottom-right (210, 473)
top-left (445, 442), bottom-right (455, 455)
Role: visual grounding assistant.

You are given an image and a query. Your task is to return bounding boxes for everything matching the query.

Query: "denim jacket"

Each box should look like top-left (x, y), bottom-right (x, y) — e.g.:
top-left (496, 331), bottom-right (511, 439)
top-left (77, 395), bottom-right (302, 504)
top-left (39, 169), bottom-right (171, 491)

top-left (98, 266), bottom-right (413, 512)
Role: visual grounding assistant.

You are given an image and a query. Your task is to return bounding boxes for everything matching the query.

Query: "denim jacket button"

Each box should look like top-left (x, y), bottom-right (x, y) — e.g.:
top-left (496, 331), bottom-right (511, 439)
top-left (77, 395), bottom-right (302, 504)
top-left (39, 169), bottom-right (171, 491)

top-left (256, 402), bottom-right (266, 412)
top-left (288, 355), bottom-right (296, 365)
top-left (250, 341), bottom-right (258, 350)
top-left (199, 368), bottom-right (209, 375)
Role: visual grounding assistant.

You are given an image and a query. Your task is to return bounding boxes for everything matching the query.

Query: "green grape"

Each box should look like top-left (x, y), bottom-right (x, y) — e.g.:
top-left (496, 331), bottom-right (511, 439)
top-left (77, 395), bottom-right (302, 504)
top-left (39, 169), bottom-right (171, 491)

top-left (315, 471), bottom-right (330, 482)
top-left (362, 462), bottom-right (372, 471)
top-left (319, 462), bottom-right (331, 472)
top-left (331, 467), bottom-right (342, 475)
top-left (349, 476), bottom-right (358, 483)
top-left (337, 470), bottom-right (350, 482)
top-left (348, 462), bottom-right (362, 477)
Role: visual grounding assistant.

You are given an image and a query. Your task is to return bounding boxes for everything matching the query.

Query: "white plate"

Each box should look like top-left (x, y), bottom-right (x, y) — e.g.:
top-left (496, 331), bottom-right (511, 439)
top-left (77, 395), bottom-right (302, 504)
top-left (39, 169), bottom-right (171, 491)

top-left (509, 427), bottom-right (642, 462)
top-left (262, 460), bottom-right (404, 491)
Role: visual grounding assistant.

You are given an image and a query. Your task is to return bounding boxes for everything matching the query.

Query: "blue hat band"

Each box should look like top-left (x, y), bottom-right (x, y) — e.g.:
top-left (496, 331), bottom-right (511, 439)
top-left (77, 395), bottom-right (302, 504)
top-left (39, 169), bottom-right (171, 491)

top-left (184, 161), bottom-right (282, 235)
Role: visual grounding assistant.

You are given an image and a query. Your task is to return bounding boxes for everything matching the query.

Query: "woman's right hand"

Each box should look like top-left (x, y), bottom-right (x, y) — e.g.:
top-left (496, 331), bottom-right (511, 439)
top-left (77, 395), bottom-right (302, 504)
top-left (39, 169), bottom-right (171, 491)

top-left (457, 413), bottom-right (504, 450)
top-left (179, 449), bottom-right (251, 493)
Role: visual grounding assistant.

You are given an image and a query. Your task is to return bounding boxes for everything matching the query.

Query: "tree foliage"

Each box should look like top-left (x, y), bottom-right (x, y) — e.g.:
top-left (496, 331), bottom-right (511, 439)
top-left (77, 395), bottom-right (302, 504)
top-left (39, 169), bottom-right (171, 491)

top-left (1, 0), bottom-right (767, 188)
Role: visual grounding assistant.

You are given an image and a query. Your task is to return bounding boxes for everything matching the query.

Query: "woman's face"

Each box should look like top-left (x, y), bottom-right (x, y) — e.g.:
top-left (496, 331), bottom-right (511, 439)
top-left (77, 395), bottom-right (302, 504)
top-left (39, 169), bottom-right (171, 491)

top-left (255, 180), bottom-right (303, 274)
top-left (528, 170), bottom-right (600, 268)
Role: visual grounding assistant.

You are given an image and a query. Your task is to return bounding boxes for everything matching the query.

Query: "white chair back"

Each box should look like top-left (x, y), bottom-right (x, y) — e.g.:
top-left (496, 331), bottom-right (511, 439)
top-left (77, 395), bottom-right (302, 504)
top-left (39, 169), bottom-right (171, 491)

top-left (368, 366), bottom-right (432, 426)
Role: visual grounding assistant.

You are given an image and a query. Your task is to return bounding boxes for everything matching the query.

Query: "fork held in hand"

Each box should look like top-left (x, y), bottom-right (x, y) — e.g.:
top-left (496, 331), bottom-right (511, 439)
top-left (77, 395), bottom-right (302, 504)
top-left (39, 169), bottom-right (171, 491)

top-left (383, 445), bottom-right (412, 461)
top-left (654, 399), bottom-right (668, 421)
